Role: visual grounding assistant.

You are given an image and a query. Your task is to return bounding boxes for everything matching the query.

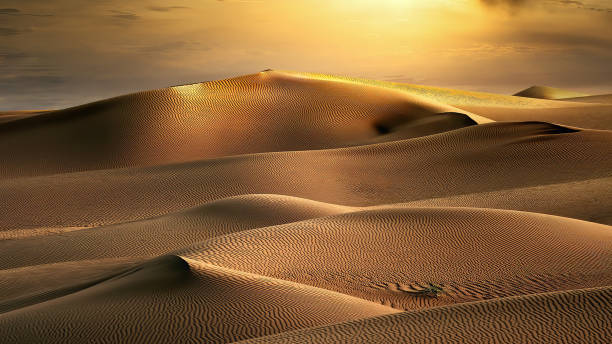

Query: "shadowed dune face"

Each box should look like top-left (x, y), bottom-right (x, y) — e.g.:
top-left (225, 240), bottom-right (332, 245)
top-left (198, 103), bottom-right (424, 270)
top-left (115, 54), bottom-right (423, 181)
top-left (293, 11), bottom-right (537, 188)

top-left (0, 72), bottom-right (610, 343)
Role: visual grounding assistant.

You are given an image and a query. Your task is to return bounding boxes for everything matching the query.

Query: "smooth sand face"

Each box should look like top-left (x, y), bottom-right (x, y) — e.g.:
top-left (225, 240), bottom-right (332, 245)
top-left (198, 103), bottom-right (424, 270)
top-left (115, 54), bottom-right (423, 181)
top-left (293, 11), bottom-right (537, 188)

top-left (0, 72), bottom-right (610, 343)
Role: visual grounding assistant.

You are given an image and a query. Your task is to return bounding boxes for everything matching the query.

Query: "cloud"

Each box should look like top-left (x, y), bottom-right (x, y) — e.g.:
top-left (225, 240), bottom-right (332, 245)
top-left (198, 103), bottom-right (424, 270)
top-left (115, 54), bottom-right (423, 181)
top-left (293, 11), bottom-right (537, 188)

top-left (0, 8), bottom-right (20, 15)
top-left (479, 0), bottom-right (529, 7)
top-left (0, 28), bottom-right (21, 36)
top-left (478, 0), bottom-right (612, 12)
top-left (109, 10), bottom-right (140, 20)
top-left (0, 8), bottom-right (52, 17)
top-left (147, 6), bottom-right (189, 12)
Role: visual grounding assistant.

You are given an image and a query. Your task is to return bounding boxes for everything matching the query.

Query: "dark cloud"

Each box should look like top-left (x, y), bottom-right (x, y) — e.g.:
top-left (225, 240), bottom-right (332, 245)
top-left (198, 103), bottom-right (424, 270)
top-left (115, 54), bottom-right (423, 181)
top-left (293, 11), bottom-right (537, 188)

top-left (147, 6), bottom-right (189, 12)
top-left (109, 10), bottom-right (140, 20)
top-left (0, 27), bottom-right (20, 36)
top-left (136, 41), bottom-right (210, 54)
top-left (479, 0), bottom-right (529, 7)
top-left (0, 8), bottom-right (20, 15)
top-left (139, 41), bottom-right (188, 53)
top-left (0, 8), bottom-right (52, 17)
top-left (557, 0), bottom-right (612, 12)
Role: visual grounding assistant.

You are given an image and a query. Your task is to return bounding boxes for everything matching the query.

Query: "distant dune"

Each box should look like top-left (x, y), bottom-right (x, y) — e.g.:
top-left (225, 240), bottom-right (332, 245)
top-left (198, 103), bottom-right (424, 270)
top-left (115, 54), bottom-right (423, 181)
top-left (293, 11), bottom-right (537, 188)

top-left (1, 71), bottom-right (610, 343)
top-left (561, 93), bottom-right (612, 104)
top-left (513, 85), bottom-right (589, 100)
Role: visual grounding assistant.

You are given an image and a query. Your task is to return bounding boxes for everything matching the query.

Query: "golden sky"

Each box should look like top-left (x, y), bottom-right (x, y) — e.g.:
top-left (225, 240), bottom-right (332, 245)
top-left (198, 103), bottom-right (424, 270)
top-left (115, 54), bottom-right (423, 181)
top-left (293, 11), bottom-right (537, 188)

top-left (1, 0), bottom-right (611, 109)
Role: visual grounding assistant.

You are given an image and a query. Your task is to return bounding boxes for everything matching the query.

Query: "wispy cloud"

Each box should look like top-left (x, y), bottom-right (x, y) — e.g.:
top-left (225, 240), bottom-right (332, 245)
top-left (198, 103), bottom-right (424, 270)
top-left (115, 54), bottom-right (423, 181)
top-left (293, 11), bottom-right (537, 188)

top-left (109, 10), bottom-right (140, 20)
top-left (147, 6), bottom-right (189, 12)
top-left (478, 0), bottom-right (612, 12)
top-left (0, 27), bottom-right (21, 36)
top-left (0, 8), bottom-right (53, 17)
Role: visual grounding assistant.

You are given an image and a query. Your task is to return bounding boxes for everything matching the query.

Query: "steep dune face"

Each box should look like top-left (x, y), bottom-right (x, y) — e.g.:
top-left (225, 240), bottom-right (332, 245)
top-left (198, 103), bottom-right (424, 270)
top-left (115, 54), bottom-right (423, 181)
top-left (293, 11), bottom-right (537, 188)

top-left (0, 71), bottom-right (482, 178)
top-left (241, 287), bottom-right (612, 344)
top-left (513, 86), bottom-right (589, 100)
top-left (0, 256), bottom-right (396, 344)
top-left (0, 72), bottom-right (610, 343)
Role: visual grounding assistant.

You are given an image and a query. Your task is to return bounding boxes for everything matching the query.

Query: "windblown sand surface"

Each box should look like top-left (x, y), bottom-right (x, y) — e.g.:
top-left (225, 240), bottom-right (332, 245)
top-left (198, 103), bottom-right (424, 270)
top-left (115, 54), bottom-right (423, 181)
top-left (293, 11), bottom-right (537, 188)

top-left (1, 70), bottom-right (610, 343)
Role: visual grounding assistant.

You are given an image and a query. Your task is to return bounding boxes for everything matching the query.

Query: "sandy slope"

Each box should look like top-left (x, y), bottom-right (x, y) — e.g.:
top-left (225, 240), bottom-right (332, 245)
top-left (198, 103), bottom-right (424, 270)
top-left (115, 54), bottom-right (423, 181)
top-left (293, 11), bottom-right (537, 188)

top-left (0, 256), bottom-right (396, 343)
top-left (0, 71), bottom-right (610, 343)
top-left (0, 121), bottom-right (609, 231)
top-left (0, 71), bottom-right (487, 179)
top-left (240, 287), bottom-right (612, 344)
top-left (290, 72), bottom-right (612, 130)
top-left (180, 207), bottom-right (612, 310)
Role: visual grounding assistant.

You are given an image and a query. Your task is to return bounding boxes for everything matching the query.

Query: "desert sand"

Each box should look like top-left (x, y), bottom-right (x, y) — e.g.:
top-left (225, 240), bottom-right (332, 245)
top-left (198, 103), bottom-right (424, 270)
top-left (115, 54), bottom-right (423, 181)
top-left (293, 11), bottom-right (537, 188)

top-left (513, 85), bottom-right (589, 100)
top-left (1, 70), bottom-right (610, 343)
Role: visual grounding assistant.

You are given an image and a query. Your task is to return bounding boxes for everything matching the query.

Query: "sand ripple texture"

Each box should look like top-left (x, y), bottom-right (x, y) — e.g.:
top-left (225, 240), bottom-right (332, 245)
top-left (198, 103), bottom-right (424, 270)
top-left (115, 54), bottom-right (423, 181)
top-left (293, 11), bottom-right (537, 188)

top-left (0, 71), bottom-right (610, 343)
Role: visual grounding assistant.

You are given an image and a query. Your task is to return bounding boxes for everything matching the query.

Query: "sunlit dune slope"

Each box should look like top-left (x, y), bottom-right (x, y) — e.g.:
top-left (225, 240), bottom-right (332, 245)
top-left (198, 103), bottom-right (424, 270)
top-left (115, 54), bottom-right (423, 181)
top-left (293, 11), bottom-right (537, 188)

top-left (180, 207), bottom-right (612, 310)
top-left (0, 71), bottom-right (485, 178)
top-left (0, 255), bottom-right (396, 344)
top-left (290, 72), bottom-right (612, 129)
top-left (514, 85), bottom-right (589, 100)
top-left (453, 104), bottom-right (612, 130)
top-left (1, 121), bottom-right (609, 231)
top-left (240, 287), bottom-right (612, 344)
top-left (290, 72), bottom-right (580, 108)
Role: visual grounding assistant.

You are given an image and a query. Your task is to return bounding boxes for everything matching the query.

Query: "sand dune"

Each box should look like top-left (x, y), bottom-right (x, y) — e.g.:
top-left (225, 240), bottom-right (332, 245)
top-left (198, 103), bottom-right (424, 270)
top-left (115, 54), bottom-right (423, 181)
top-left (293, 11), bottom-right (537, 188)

top-left (1, 72), bottom-right (610, 343)
top-left (181, 207), bottom-right (611, 310)
top-left (513, 85), bottom-right (589, 100)
top-left (0, 71), bottom-right (487, 179)
top-left (290, 73), bottom-right (612, 130)
top-left (241, 287), bottom-right (612, 344)
top-left (0, 256), bottom-right (396, 343)
top-left (1, 121), bottom-right (609, 231)
top-left (561, 94), bottom-right (612, 104)
top-left (0, 195), bottom-right (354, 269)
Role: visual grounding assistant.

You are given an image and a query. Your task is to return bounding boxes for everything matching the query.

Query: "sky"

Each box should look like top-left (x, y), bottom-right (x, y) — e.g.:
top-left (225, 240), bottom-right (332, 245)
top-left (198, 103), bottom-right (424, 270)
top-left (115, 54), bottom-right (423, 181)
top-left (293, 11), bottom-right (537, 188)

top-left (1, 0), bottom-right (611, 110)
